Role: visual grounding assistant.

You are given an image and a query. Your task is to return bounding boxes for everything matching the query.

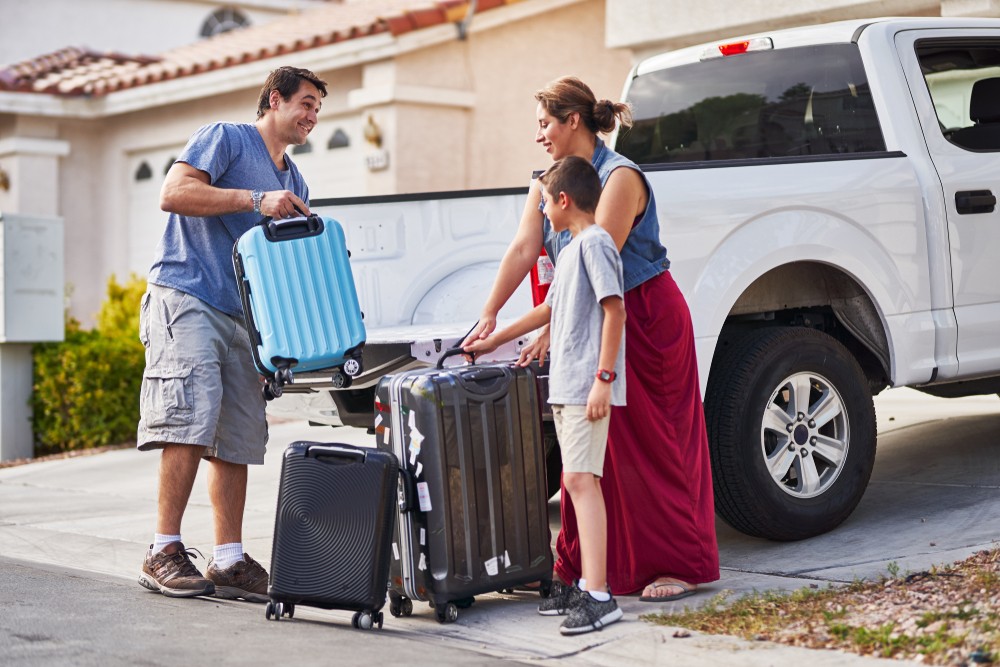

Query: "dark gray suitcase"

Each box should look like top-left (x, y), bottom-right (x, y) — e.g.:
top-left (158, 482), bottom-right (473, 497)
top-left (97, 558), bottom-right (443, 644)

top-left (265, 441), bottom-right (398, 630)
top-left (375, 358), bottom-right (553, 624)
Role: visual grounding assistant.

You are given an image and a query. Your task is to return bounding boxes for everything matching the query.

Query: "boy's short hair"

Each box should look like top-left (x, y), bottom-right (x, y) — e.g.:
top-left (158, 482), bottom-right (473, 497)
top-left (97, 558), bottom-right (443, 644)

top-left (538, 156), bottom-right (602, 214)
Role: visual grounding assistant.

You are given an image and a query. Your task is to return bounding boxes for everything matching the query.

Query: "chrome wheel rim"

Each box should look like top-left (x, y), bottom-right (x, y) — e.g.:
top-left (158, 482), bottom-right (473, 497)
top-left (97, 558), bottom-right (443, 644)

top-left (760, 371), bottom-right (849, 499)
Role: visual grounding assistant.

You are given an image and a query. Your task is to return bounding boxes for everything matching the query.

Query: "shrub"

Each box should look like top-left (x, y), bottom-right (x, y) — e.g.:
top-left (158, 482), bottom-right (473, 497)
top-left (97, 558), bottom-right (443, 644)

top-left (31, 274), bottom-right (146, 455)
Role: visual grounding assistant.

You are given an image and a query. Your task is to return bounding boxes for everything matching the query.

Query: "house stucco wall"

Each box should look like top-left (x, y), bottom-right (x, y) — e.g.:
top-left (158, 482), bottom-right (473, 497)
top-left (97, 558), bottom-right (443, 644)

top-left (348, 0), bottom-right (630, 193)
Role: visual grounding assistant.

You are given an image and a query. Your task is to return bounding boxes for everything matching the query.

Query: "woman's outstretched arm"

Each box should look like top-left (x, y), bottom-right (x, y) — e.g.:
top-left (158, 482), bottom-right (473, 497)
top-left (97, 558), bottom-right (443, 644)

top-left (465, 180), bottom-right (546, 344)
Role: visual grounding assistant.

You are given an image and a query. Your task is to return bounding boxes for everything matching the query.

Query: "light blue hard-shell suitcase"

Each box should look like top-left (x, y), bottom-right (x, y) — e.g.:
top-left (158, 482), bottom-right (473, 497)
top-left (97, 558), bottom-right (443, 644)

top-left (233, 214), bottom-right (365, 400)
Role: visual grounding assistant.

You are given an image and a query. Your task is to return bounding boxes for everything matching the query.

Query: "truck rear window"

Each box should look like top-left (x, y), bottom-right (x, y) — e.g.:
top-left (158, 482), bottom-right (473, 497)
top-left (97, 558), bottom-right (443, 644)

top-left (617, 43), bottom-right (886, 164)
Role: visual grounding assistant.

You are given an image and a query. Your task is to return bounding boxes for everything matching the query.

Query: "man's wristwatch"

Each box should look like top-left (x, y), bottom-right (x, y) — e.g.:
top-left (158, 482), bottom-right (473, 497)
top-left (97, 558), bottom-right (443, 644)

top-left (596, 369), bottom-right (616, 383)
top-left (251, 189), bottom-right (264, 215)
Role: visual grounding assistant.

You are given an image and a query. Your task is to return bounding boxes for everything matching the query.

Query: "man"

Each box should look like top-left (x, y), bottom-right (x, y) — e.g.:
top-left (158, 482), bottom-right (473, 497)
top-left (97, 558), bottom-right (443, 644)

top-left (136, 66), bottom-right (327, 600)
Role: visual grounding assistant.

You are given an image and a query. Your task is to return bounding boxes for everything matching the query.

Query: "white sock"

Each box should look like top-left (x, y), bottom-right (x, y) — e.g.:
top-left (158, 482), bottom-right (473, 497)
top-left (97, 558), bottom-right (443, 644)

top-left (153, 533), bottom-right (182, 553)
top-left (213, 542), bottom-right (245, 569)
top-left (578, 578), bottom-right (612, 601)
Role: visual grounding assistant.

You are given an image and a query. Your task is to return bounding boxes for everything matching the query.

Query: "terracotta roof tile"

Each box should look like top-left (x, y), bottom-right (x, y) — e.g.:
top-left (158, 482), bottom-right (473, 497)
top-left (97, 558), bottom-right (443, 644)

top-left (0, 0), bottom-right (525, 97)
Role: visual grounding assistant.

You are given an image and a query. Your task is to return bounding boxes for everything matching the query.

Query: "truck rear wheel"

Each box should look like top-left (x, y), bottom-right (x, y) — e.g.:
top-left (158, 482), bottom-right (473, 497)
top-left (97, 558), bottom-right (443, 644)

top-left (705, 326), bottom-right (876, 540)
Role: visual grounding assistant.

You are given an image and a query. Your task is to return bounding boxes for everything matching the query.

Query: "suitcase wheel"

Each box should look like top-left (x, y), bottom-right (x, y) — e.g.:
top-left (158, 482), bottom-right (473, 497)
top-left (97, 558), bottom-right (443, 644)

top-left (343, 357), bottom-right (362, 377)
top-left (262, 383), bottom-right (281, 401)
top-left (265, 600), bottom-right (294, 621)
top-left (389, 597), bottom-right (413, 617)
top-left (331, 371), bottom-right (353, 389)
top-left (351, 610), bottom-right (381, 630)
top-left (434, 602), bottom-right (459, 624)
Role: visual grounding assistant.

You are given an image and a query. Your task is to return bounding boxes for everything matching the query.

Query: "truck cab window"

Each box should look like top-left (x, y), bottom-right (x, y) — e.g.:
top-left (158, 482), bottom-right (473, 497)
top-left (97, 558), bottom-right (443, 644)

top-left (617, 44), bottom-right (885, 165)
top-left (917, 41), bottom-right (1000, 151)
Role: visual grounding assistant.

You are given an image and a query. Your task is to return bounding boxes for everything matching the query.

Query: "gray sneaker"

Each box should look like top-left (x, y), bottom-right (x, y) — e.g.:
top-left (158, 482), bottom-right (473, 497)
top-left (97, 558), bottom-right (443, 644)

top-left (206, 554), bottom-right (269, 603)
top-left (138, 542), bottom-right (215, 598)
top-left (560, 592), bottom-right (623, 635)
top-left (538, 580), bottom-right (583, 616)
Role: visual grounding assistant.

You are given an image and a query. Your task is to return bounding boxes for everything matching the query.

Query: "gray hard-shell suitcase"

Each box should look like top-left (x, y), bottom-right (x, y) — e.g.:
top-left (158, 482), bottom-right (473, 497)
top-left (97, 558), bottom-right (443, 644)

top-left (265, 441), bottom-right (400, 630)
top-left (374, 352), bottom-right (553, 624)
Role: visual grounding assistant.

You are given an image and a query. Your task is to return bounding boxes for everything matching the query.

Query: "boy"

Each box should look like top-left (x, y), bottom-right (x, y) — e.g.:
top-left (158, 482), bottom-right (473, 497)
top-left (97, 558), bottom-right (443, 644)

top-left (464, 155), bottom-right (626, 634)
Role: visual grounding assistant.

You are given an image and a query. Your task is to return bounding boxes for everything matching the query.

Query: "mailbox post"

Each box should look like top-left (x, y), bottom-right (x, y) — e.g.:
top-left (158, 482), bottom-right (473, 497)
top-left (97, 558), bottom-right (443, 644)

top-left (0, 212), bottom-right (64, 461)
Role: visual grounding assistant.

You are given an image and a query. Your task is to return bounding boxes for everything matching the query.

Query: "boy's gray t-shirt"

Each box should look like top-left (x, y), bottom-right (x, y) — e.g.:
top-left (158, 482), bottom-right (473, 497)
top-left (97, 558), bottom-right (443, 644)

top-left (544, 225), bottom-right (626, 406)
top-left (148, 122), bottom-right (309, 318)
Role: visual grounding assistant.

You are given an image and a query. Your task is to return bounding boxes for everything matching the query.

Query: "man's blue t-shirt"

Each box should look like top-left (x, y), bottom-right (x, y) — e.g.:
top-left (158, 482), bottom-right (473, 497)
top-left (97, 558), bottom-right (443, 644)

top-left (148, 122), bottom-right (309, 317)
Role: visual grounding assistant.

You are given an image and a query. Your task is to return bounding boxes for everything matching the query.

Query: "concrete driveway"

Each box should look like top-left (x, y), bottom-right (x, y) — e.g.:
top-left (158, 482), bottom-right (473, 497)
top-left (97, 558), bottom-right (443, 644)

top-left (717, 388), bottom-right (1000, 588)
top-left (1, 387), bottom-right (997, 665)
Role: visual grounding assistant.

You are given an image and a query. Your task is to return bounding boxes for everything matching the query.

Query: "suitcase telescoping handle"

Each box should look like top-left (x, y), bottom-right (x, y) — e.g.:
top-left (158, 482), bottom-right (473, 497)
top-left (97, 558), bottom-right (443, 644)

top-left (436, 346), bottom-right (473, 369)
top-left (434, 320), bottom-right (482, 369)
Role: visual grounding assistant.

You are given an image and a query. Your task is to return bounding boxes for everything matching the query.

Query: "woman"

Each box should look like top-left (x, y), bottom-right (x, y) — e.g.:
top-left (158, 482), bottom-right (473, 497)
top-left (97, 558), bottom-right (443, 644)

top-left (465, 76), bottom-right (719, 600)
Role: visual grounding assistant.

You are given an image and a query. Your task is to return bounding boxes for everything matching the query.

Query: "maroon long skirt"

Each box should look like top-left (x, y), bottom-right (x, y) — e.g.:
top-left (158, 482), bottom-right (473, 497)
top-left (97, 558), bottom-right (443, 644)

top-left (553, 270), bottom-right (720, 595)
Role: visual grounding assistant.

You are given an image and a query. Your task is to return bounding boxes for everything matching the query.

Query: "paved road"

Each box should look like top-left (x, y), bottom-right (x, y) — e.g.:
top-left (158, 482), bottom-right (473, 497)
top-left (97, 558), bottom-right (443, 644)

top-left (2, 556), bottom-right (518, 666)
top-left (1, 387), bottom-right (997, 665)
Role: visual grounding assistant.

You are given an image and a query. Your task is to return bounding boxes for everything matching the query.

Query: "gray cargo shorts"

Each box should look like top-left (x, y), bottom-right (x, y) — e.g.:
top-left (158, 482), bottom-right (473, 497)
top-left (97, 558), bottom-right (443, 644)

top-left (137, 283), bottom-right (268, 464)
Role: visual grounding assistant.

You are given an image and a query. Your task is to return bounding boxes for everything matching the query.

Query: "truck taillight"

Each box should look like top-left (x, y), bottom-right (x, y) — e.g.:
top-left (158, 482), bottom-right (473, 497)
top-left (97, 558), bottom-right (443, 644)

top-left (530, 248), bottom-right (554, 306)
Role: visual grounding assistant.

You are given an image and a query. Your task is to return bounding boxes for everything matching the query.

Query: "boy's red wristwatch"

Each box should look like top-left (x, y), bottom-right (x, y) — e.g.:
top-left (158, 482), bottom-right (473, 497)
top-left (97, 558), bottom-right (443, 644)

top-left (596, 369), bottom-right (616, 383)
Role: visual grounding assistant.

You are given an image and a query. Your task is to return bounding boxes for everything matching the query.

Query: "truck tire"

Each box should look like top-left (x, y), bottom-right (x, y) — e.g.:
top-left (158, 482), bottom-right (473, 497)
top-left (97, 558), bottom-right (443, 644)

top-left (705, 326), bottom-right (876, 541)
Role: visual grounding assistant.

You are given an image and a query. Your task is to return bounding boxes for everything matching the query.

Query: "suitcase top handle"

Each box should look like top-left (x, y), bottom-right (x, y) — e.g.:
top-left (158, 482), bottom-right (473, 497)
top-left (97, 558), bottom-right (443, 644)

top-left (261, 213), bottom-right (324, 242)
top-left (303, 443), bottom-right (366, 462)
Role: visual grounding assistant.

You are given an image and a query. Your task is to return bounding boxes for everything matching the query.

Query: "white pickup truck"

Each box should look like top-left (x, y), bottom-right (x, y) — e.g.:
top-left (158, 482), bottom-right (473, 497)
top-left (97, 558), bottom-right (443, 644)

top-left (272, 16), bottom-right (1000, 541)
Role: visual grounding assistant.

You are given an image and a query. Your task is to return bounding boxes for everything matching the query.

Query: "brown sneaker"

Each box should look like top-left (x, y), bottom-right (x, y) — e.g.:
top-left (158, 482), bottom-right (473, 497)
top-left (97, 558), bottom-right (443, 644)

top-left (138, 542), bottom-right (215, 598)
top-left (206, 554), bottom-right (269, 603)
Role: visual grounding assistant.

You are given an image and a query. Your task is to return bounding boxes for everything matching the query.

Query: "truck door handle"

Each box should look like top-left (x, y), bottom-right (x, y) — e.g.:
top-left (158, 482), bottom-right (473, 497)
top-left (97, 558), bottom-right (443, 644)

top-left (955, 190), bottom-right (996, 214)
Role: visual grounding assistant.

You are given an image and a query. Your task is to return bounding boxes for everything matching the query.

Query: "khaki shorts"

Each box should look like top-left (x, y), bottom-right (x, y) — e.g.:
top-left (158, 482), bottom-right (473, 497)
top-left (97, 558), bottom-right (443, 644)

top-left (552, 404), bottom-right (610, 477)
top-left (137, 284), bottom-right (268, 464)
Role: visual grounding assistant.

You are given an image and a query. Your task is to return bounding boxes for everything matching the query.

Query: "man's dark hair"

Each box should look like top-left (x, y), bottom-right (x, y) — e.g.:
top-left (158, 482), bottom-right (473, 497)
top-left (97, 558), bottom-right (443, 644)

top-left (256, 66), bottom-right (328, 119)
top-left (538, 155), bottom-right (602, 214)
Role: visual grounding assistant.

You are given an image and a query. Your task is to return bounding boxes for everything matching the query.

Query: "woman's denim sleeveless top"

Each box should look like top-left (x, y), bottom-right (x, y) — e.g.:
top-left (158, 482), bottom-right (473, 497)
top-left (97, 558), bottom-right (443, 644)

top-left (542, 139), bottom-right (670, 291)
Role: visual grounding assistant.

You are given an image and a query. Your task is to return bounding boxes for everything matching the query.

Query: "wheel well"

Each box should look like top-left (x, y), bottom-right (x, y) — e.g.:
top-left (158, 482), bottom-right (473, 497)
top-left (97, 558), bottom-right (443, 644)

top-left (714, 262), bottom-right (890, 394)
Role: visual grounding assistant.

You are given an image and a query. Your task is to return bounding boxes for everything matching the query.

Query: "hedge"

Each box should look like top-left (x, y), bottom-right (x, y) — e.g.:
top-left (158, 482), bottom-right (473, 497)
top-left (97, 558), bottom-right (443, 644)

top-left (31, 275), bottom-right (146, 455)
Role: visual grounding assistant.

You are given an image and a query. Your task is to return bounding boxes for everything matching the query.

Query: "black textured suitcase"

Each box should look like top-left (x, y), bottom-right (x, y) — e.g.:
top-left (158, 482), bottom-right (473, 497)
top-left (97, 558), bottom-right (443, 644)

top-left (265, 441), bottom-right (398, 630)
top-left (375, 356), bottom-right (554, 624)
